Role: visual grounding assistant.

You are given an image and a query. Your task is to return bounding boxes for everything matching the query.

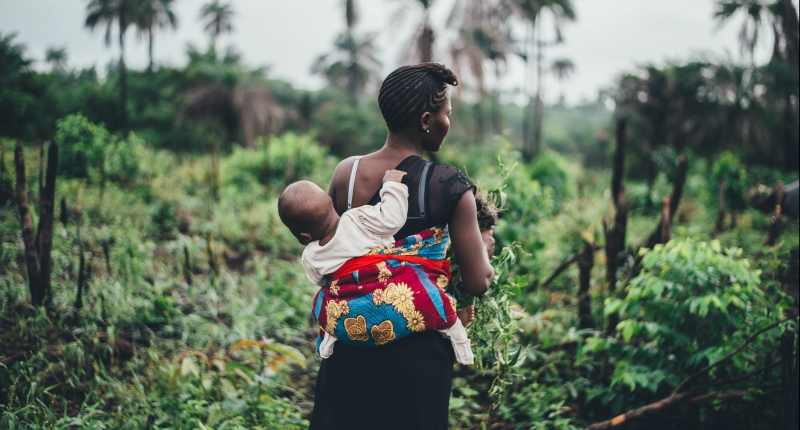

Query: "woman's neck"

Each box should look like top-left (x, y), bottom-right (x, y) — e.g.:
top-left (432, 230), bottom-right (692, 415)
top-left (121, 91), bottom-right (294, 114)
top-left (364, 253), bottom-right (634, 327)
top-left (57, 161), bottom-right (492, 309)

top-left (381, 130), bottom-right (423, 158)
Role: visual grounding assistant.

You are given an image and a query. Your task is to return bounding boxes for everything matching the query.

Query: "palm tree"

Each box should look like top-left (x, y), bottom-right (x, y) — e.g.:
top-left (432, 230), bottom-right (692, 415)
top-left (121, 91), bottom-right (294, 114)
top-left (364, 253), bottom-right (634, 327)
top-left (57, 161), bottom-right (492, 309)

top-left (178, 48), bottom-right (283, 148)
top-left (395, 0), bottom-right (438, 63)
top-left (313, 0), bottom-right (381, 103)
top-left (136, 0), bottom-right (178, 72)
top-left (200, 0), bottom-right (234, 46)
top-left (85, 0), bottom-right (138, 134)
top-left (714, 0), bottom-right (769, 63)
top-left (44, 46), bottom-right (68, 71)
top-left (716, 0), bottom-right (799, 170)
top-left (550, 57), bottom-right (574, 103)
top-left (311, 32), bottom-right (382, 101)
top-left (507, 0), bottom-right (576, 161)
top-left (448, 0), bottom-right (515, 136)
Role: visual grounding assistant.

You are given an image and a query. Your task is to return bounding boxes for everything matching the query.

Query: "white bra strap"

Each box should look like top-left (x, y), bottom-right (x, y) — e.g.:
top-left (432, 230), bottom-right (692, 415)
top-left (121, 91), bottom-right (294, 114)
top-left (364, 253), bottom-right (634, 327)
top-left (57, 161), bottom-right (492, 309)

top-left (346, 156), bottom-right (362, 211)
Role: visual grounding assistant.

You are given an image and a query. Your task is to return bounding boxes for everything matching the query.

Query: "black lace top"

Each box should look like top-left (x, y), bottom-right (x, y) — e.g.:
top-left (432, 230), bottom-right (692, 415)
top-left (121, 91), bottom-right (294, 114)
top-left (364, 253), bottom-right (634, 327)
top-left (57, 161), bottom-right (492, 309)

top-left (367, 155), bottom-right (476, 238)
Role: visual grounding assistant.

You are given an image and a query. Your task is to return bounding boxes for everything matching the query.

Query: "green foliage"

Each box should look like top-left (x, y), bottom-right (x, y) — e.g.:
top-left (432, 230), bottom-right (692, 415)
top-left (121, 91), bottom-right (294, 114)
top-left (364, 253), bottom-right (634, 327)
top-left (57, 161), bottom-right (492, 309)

top-left (222, 132), bottom-right (332, 190)
top-left (55, 113), bottom-right (111, 179)
top-left (528, 150), bottom-right (572, 201)
top-left (586, 239), bottom-right (789, 408)
top-left (712, 151), bottom-right (748, 211)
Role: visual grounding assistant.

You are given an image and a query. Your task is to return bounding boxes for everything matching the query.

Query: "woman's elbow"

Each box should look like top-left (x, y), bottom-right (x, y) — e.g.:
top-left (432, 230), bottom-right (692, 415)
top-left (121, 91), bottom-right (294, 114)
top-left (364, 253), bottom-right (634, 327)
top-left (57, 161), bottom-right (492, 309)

top-left (466, 270), bottom-right (493, 297)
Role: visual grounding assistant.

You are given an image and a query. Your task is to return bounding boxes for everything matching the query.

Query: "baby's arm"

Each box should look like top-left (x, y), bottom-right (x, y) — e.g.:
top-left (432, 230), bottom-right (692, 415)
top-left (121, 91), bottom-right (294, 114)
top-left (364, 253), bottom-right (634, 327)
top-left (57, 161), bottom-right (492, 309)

top-left (356, 170), bottom-right (409, 236)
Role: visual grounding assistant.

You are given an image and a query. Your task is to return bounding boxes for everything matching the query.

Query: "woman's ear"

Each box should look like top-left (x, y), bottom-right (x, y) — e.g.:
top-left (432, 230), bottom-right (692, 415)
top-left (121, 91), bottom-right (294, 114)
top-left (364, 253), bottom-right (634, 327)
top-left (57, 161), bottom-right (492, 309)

top-left (419, 111), bottom-right (432, 132)
top-left (299, 232), bottom-right (313, 245)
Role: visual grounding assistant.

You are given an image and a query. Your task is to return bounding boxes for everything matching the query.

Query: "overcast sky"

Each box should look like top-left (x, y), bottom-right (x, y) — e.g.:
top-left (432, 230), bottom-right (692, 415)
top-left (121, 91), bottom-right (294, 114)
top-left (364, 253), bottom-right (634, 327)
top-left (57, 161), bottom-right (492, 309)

top-left (0, 0), bottom-right (786, 105)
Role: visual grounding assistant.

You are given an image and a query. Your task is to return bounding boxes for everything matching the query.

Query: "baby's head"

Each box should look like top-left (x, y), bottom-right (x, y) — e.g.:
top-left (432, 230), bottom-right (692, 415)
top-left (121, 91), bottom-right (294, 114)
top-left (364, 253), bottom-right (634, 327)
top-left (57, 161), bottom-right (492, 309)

top-left (278, 180), bottom-right (338, 245)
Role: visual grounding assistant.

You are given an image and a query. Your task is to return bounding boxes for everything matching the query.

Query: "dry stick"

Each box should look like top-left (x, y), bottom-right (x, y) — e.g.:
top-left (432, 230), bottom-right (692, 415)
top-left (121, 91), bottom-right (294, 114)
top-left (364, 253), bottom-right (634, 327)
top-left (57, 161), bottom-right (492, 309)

top-left (765, 181), bottom-right (784, 246)
top-left (38, 139), bottom-right (44, 199)
top-left (674, 317), bottom-right (790, 394)
top-left (645, 154), bottom-right (688, 249)
top-left (530, 244), bottom-right (601, 291)
top-left (605, 189), bottom-right (628, 335)
top-left (780, 330), bottom-right (797, 430)
top-left (611, 118), bottom-right (626, 205)
top-left (587, 319), bottom-right (790, 430)
top-left (716, 178), bottom-right (726, 232)
top-left (35, 140), bottom-right (58, 306)
top-left (659, 196), bottom-right (671, 243)
top-left (578, 241), bottom-right (594, 330)
top-left (75, 250), bottom-right (85, 310)
top-left (14, 142), bottom-right (43, 305)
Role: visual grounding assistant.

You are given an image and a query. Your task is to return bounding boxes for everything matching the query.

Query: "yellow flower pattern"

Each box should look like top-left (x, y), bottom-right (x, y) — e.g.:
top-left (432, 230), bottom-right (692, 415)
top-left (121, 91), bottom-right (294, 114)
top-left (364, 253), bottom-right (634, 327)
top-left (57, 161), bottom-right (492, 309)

top-left (324, 299), bottom-right (350, 334)
top-left (376, 262), bottom-right (392, 283)
top-left (371, 320), bottom-right (396, 346)
top-left (329, 279), bottom-right (340, 296)
top-left (344, 315), bottom-right (369, 342)
top-left (372, 289), bottom-right (385, 306)
top-left (405, 310), bottom-right (426, 332)
top-left (436, 275), bottom-right (448, 291)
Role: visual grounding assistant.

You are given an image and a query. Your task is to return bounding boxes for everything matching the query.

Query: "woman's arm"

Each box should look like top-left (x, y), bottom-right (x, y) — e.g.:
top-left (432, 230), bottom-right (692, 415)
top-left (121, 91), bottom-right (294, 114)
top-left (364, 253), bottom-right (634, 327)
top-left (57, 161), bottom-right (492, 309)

top-left (449, 191), bottom-right (494, 296)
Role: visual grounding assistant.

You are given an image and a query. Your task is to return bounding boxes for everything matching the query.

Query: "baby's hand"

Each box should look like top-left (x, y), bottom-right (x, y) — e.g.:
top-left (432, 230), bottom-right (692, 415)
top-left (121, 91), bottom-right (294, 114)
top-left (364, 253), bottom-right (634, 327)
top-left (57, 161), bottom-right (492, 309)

top-left (383, 169), bottom-right (407, 184)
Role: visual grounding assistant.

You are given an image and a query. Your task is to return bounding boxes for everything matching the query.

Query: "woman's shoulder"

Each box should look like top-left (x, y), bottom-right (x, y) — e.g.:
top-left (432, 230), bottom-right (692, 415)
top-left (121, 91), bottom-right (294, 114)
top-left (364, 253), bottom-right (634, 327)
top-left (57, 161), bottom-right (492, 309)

top-left (429, 162), bottom-right (476, 202)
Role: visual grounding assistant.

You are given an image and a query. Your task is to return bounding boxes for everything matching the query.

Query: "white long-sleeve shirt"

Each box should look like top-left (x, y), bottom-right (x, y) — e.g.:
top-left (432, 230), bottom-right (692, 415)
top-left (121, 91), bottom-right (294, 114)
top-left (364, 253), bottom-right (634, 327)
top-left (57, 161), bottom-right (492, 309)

top-left (301, 181), bottom-right (408, 286)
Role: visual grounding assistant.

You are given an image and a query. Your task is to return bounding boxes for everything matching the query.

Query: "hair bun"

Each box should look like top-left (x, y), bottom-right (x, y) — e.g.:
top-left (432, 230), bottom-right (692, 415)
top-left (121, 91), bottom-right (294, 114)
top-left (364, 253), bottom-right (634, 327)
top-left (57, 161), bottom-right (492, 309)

top-left (419, 62), bottom-right (459, 87)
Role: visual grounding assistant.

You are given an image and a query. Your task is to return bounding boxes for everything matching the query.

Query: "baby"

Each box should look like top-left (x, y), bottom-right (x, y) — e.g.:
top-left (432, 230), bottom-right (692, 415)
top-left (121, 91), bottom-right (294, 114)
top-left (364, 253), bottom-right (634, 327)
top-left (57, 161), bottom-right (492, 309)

top-left (278, 170), bottom-right (474, 364)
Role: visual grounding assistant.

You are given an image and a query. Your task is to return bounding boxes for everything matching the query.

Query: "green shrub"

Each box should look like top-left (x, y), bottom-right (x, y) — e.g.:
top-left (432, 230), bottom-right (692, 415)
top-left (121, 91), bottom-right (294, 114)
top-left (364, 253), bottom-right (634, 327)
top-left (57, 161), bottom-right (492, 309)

top-left (221, 132), bottom-right (331, 190)
top-left (529, 150), bottom-right (571, 201)
top-left (585, 239), bottom-right (791, 412)
top-left (104, 132), bottom-right (146, 186)
top-left (712, 151), bottom-right (748, 211)
top-left (55, 113), bottom-right (111, 179)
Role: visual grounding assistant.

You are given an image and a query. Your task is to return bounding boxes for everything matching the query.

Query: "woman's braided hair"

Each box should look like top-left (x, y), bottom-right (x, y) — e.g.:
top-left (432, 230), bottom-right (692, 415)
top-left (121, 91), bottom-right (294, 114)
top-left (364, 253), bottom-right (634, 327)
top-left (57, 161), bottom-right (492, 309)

top-left (378, 62), bottom-right (459, 131)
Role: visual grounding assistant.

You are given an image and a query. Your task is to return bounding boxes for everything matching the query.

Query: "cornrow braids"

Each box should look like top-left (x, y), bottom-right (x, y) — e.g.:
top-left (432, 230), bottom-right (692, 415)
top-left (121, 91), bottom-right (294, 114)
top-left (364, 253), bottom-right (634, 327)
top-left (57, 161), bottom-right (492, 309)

top-left (378, 62), bottom-right (459, 131)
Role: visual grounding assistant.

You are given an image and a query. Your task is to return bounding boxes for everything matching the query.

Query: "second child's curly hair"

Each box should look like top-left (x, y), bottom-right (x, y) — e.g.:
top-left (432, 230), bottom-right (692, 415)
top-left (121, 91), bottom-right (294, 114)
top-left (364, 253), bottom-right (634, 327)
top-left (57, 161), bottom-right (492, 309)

top-left (378, 63), bottom-right (459, 131)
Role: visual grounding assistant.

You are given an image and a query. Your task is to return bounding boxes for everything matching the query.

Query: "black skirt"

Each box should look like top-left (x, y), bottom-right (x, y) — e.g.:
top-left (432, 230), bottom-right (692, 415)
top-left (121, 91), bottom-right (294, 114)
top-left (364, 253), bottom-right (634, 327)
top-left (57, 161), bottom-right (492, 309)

top-left (309, 331), bottom-right (456, 430)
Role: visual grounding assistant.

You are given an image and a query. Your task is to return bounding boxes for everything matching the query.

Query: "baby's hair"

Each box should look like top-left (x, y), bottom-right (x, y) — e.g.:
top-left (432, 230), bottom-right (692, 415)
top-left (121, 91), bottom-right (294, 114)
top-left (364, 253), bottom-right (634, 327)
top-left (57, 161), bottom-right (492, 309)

top-left (378, 63), bottom-right (459, 131)
top-left (278, 181), bottom-right (327, 237)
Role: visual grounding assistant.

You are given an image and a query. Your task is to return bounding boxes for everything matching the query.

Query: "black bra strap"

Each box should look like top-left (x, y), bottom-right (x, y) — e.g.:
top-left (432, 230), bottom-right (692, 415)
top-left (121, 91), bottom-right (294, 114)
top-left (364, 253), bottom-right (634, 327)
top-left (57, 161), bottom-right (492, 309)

top-left (417, 162), bottom-right (432, 218)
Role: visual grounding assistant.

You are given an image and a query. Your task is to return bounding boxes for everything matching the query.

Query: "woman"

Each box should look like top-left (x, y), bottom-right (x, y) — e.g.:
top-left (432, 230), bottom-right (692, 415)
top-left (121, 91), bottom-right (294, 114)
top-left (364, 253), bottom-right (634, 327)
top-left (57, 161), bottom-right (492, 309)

top-left (310, 63), bottom-right (495, 430)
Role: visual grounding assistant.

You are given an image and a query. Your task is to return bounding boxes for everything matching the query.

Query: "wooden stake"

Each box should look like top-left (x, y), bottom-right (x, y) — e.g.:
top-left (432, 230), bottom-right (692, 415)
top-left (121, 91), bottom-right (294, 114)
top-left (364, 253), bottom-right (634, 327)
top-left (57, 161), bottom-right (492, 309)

top-left (578, 241), bottom-right (594, 330)
top-left (660, 196), bottom-right (671, 244)
top-left (765, 182), bottom-right (784, 246)
top-left (716, 178), bottom-right (726, 232)
top-left (14, 142), bottom-right (43, 305)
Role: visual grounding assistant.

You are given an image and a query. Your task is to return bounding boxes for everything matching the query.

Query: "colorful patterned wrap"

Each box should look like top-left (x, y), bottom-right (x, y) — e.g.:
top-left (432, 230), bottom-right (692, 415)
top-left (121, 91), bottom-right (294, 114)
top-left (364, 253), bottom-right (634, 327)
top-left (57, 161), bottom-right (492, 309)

top-left (312, 226), bottom-right (458, 351)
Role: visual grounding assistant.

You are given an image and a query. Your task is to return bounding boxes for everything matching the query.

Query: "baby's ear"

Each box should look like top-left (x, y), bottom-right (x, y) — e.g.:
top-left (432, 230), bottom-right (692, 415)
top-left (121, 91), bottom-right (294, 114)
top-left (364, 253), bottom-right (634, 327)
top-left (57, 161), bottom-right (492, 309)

top-left (298, 232), bottom-right (313, 245)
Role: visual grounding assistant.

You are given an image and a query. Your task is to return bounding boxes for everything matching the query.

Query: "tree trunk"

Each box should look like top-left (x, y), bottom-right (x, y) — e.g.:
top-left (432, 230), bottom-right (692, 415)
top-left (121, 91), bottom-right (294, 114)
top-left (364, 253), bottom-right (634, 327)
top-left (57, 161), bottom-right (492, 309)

top-left (119, 28), bottom-right (129, 135)
top-left (35, 140), bottom-right (58, 306)
top-left (716, 178), bottom-right (726, 232)
top-left (418, 18), bottom-right (434, 63)
top-left (781, 330), bottom-right (798, 430)
top-left (578, 241), bottom-right (594, 330)
top-left (14, 143), bottom-right (43, 306)
top-left (531, 18), bottom-right (544, 158)
top-left (645, 154), bottom-right (688, 248)
top-left (782, 91), bottom-right (798, 171)
top-left (148, 27), bottom-right (154, 73)
top-left (611, 118), bottom-right (627, 205)
top-left (605, 189), bottom-right (627, 335)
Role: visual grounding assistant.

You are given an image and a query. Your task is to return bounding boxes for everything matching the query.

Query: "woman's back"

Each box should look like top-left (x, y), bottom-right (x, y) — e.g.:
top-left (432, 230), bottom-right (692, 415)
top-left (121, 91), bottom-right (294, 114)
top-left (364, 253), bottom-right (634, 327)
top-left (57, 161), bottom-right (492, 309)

top-left (309, 155), bottom-right (475, 430)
